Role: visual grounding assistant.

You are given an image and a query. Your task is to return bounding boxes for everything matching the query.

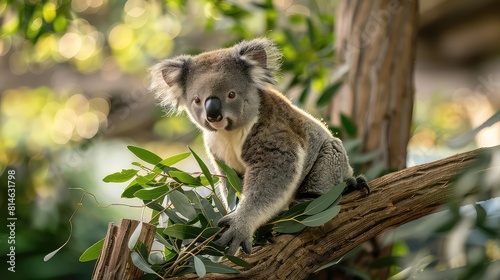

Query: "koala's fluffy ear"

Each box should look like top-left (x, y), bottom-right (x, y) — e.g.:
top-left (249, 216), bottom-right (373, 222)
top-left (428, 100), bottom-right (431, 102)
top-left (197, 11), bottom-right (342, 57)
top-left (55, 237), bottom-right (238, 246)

top-left (233, 38), bottom-right (281, 90)
top-left (148, 55), bottom-right (191, 111)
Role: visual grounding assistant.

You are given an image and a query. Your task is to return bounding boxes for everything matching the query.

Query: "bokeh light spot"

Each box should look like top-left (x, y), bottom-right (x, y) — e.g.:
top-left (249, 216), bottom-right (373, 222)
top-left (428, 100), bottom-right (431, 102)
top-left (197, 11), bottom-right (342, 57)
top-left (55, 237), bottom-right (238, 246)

top-left (42, 2), bottom-right (56, 22)
top-left (0, 38), bottom-right (12, 55)
top-left (59, 32), bottom-right (82, 59)
top-left (109, 24), bottom-right (134, 50)
top-left (146, 34), bottom-right (172, 58)
top-left (90, 97), bottom-right (110, 117)
top-left (66, 93), bottom-right (89, 115)
top-left (125, 0), bottom-right (146, 17)
top-left (74, 35), bottom-right (97, 60)
top-left (51, 118), bottom-right (73, 145)
top-left (76, 112), bottom-right (99, 139)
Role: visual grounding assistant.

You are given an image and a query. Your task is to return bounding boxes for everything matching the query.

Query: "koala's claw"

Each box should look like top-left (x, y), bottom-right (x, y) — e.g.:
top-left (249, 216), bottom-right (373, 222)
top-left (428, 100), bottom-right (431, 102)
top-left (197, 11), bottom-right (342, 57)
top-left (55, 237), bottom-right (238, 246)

top-left (343, 175), bottom-right (370, 195)
top-left (216, 229), bottom-right (253, 256)
top-left (216, 215), bottom-right (252, 255)
top-left (217, 215), bottom-right (231, 228)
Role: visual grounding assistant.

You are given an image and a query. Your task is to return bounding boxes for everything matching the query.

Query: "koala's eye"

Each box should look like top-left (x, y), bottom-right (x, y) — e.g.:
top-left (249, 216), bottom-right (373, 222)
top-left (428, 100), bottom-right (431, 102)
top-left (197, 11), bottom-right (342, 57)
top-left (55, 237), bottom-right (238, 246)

top-left (228, 91), bottom-right (236, 99)
top-left (194, 97), bottom-right (201, 104)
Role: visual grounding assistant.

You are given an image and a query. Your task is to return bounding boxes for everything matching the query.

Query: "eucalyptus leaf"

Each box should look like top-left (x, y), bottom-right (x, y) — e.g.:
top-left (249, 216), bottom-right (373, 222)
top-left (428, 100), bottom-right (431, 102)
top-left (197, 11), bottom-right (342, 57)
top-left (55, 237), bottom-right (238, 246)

top-left (314, 246), bottom-right (361, 273)
top-left (137, 242), bottom-right (148, 259)
top-left (177, 257), bottom-right (240, 276)
top-left (225, 179), bottom-right (239, 208)
top-left (200, 175), bottom-right (219, 186)
top-left (277, 200), bottom-right (311, 220)
top-left (189, 147), bottom-right (215, 188)
top-left (182, 190), bottom-right (199, 205)
top-left (193, 256), bottom-right (206, 277)
top-left (121, 180), bottom-right (143, 198)
top-left (154, 231), bottom-right (173, 249)
top-left (130, 251), bottom-right (158, 275)
top-left (216, 160), bottom-right (242, 194)
top-left (164, 209), bottom-right (187, 224)
top-left (128, 222), bottom-right (142, 250)
top-left (199, 257), bottom-right (240, 274)
top-left (226, 255), bottom-right (253, 268)
top-left (148, 251), bottom-right (165, 264)
top-left (102, 169), bottom-right (138, 183)
top-left (273, 220), bottom-right (307, 233)
top-left (136, 173), bottom-right (158, 188)
top-left (304, 182), bottom-right (345, 216)
top-left (169, 190), bottom-right (197, 220)
top-left (163, 224), bottom-right (201, 239)
top-left (300, 206), bottom-right (341, 227)
top-left (194, 193), bottom-right (220, 226)
top-left (127, 145), bottom-right (162, 165)
top-left (143, 200), bottom-right (165, 212)
top-left (198, 247), bottom-right (225, 257)
top-left (79, 238), bottom-right (104, 262)
top-left (163, 248), bottom-right (177, 262)
top-left (169, 170), bottom-right (202, 186)
top-left (163, 224), bottom-right (219, 240)
top-left (133, 185), bottom-right (169, 200)
top-left (212, 193), bottom-right (228, 216)
top-left (157, 152), bottom-right (191, 167)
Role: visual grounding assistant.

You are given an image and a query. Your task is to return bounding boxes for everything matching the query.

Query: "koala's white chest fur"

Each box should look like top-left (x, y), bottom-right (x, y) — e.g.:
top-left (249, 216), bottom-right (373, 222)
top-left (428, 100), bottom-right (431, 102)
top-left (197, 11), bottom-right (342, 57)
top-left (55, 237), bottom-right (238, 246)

top-left (204, 116), bottom-right (258, 175)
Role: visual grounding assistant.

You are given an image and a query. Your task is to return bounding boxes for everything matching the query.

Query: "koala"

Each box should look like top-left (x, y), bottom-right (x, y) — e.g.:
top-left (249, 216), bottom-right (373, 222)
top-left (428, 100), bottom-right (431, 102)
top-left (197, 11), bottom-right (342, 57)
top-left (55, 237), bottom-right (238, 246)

top-left (149, 38), bottom-right (369, 256)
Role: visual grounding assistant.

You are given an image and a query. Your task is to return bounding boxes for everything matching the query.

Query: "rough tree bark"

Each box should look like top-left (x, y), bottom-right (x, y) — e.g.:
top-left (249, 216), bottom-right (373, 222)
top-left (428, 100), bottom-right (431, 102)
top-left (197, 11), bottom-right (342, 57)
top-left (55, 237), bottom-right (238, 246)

top-left (331, 0), bottom-right (418, 171)
top-left (173, 146), bottom-right (497, 280)
top-left (92, 219), bottom-right (156, 280)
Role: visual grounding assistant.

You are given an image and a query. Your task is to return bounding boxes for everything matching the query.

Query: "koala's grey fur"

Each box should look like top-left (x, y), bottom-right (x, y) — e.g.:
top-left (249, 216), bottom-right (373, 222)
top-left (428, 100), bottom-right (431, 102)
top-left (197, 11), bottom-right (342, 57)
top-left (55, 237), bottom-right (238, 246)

top-left (149, 38), bottom-right (368, 256)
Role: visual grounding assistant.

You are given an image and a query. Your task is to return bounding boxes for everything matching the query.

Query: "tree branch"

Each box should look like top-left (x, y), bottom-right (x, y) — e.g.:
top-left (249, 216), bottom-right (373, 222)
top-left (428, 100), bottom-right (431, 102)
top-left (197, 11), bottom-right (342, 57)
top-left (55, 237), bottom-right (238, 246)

top-left (175, 146), bottom-right (497, 280)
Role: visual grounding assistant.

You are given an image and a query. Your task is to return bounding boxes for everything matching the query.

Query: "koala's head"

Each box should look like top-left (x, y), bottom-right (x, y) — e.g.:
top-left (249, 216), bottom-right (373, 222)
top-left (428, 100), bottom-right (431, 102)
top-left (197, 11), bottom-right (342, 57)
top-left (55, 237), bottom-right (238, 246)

top-left (149, 38), bottom-right (281, 131)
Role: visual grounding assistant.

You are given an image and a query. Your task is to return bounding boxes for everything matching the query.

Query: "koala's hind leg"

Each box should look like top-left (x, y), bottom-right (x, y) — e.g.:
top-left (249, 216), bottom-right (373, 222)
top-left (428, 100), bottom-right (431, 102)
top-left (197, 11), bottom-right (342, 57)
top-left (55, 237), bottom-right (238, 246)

top-left (297, 138), bottom-right (353, 199)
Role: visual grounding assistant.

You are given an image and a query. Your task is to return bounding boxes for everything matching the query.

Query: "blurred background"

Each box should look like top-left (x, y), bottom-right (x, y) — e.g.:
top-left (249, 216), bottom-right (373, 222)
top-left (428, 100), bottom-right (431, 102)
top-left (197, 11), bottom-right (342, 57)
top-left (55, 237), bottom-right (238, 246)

top-left (0, 0), bottom-right (499, 279)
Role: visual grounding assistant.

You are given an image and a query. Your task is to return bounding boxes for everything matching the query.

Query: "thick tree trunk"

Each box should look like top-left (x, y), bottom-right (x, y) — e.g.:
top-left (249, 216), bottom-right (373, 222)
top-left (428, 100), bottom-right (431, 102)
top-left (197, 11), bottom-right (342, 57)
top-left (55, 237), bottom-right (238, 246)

top-left (174, 146), bottom-right (496, 280)
top-left (331, 2), bottom-right (419, 278)
top-left (331, 0), bottom-right (418, 171)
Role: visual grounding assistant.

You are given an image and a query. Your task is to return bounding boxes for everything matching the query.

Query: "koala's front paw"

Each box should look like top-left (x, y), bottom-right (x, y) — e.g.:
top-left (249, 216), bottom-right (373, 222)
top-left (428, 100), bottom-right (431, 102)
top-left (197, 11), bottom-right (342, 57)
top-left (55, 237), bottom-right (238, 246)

top-left (216, 214), bottom-right (253, 255)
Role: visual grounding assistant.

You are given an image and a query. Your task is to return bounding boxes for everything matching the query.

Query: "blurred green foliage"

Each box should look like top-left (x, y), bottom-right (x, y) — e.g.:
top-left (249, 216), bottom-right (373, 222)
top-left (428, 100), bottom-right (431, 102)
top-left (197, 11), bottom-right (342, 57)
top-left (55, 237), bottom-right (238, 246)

top-left (1, 0), bottom-right (338, 100)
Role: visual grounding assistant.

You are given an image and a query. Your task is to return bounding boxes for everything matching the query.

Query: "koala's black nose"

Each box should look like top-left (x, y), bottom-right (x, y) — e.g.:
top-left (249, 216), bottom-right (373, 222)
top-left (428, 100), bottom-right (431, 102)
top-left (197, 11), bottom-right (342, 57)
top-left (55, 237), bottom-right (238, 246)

top-left (205, 97), bottom-right (223, 122)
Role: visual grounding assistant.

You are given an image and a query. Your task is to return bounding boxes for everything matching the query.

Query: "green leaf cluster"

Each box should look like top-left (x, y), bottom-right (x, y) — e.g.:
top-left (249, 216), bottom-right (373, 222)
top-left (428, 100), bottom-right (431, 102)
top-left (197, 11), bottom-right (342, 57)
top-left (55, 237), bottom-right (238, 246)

top-left (80, 146), bottom-right (249, 277)
top-left (270, 182), bottom-right (345, 234)
top-left (79, 145), bottom-right (354, 277)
